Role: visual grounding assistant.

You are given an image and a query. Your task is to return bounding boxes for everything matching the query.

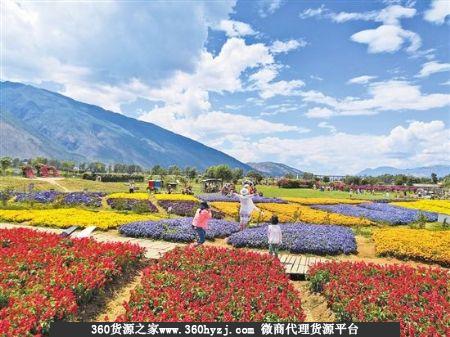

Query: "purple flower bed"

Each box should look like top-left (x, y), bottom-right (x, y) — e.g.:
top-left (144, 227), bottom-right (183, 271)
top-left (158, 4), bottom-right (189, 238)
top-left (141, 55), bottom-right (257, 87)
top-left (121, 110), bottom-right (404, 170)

top-left (227, 223), bottom-right (357, 255)
top-left (158, 200), bottom-right (198, 216)
top-left (119, 217), bottom-right (240, 242)
top-left (312, 203), bottom-right (437, 224)
top-left (62, 192), bottom-right (103, 207)
top-left (198, 193), bottom-right (287, 204)
top-left (14, 191), bottom-right (60, 203)
top-left (107, 198), bottom-right (158, 212)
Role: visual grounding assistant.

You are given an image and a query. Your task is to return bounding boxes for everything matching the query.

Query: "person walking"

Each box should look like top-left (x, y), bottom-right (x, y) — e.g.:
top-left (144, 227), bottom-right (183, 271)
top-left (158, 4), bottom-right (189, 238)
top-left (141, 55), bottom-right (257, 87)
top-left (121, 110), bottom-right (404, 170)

top-left (268, 215), bottom-right (282, 258)
top-left (191, 201), bottom-right (212, 247)
top-left (233, 185), bottom-right (261, 231)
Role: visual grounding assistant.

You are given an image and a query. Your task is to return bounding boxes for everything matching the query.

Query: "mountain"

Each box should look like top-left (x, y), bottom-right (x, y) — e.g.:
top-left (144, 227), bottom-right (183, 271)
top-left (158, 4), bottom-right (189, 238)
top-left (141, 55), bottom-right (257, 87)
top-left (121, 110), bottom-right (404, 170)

top-left (247, 162), bottom-right (304, 177)
top-left (358, 165), bottom-right (450, 178)
top-left (0, 81), bottom-right (251, 170)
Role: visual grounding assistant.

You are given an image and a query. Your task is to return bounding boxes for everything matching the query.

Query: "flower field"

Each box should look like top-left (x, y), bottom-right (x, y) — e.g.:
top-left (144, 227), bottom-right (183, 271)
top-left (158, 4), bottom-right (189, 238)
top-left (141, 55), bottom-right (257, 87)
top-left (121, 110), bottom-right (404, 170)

top-left (373, 228), bottom-right (450, 266)
top-left (227, 223), bottom-right (357, 255)
top-left (283, 197), bottom-right (366, 205)
top-left (0, 227), bottom-right (144, 337)
top-left (258, 203), bottom-right (374, 226)
top-left (209, 202), bottom-right (372, 226)
top-left (312, 203), bottom-right (437, 224)
top-left (199, 193), bottom-right (286, 203)
top-left (391, 200), bottom-right (450, 215)
top-left (157, 200), bottom-right (198, 216)
top-left (107, 198), bottom-right (159, 212)
top-left (120, 218), bottom-right (240, 242)
top-left (0, 208), bottom-right (160, 230)
top-left (14, 191), bottom-right (60, 203)
top-left (117, 246), bottom-right (305, 322)
top-left (62, 192), bottom-right (103, 207)
top-left (308, 261), bottom-right (449, 337)
top-left (154, 194), bottom-right (198, 202)
top-left (107, 192), bottom-right (150, 200)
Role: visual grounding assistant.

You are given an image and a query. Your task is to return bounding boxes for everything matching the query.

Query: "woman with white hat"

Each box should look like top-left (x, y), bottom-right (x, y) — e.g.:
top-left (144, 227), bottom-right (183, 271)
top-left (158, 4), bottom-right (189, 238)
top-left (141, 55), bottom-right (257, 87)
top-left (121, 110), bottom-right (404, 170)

top-left (233, 185), bottom-right (261, 231)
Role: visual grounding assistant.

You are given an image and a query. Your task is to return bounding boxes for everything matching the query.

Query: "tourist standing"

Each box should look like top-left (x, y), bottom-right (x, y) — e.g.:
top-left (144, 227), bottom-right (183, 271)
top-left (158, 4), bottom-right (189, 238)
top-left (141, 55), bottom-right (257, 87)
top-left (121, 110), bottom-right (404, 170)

top-left (268, 215), bottom-right (282, 258)
top-left (192, 201), bottom-right (212, 247)
top-left (233, 186), bottom-right (260, 231)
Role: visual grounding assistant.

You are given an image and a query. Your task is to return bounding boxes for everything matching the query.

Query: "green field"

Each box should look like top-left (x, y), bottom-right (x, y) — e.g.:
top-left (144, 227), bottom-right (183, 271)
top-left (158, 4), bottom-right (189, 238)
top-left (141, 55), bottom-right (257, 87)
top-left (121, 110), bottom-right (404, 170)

top-left (257, 185), bottom-right (391, 200)
top-left (1, 176), bottom-right (394, 200)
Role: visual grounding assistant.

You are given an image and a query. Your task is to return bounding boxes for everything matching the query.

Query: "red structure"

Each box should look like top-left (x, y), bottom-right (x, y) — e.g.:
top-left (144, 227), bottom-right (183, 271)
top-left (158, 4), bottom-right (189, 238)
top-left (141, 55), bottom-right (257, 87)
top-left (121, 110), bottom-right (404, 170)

top-left (22, 166), bottom-right (35, 178)
top-left (39, 165), bottom-right (60, 177)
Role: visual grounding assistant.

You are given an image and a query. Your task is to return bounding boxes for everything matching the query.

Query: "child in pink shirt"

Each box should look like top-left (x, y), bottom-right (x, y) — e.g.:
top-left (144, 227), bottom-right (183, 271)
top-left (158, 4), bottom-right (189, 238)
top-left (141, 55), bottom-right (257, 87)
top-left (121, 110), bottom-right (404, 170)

top-left (192, 201), bottom-right (212, 246)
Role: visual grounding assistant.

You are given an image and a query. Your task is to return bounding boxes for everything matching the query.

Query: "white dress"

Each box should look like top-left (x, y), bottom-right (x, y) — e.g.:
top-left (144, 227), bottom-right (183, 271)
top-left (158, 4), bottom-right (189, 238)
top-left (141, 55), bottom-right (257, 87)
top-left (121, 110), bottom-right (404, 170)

top-left (268, 224), bottom-right (282, 244)
top-left (237, 194), bottom-right (256, 223)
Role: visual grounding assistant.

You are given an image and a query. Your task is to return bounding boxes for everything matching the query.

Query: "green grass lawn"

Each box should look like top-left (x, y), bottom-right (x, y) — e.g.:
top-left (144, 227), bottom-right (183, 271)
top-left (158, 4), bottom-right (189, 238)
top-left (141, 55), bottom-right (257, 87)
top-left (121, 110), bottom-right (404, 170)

top-left (257, 185), bottom-right (391, 200)
top-left (0, 176), bottom-right (57, 191)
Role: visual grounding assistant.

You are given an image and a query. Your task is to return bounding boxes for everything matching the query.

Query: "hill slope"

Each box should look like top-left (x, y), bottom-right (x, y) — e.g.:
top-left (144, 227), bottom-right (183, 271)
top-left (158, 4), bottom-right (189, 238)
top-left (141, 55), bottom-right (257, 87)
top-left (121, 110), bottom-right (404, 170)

top-left (358, 165), bottom-right (450, 178)
top-left (247, 162), bottom-right (303, 177)
top-left (0, 81), bottom-right (251, 170)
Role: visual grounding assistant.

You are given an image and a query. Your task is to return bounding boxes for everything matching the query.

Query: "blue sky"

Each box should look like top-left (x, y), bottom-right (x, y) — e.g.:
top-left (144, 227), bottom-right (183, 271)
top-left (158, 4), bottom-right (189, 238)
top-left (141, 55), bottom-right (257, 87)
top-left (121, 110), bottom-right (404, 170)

top-left (3, 0), bottom-right (450, 174)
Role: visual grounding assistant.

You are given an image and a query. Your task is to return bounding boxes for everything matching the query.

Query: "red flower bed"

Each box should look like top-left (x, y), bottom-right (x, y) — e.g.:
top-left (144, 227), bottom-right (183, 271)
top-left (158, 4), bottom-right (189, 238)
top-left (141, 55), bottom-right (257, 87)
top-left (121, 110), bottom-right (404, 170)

top-left (117, 246), bottom-right (305, 322)
top-left (0, 228), bottom-right (144, 337)
top-left (308, 261), bottom-right (449, 337)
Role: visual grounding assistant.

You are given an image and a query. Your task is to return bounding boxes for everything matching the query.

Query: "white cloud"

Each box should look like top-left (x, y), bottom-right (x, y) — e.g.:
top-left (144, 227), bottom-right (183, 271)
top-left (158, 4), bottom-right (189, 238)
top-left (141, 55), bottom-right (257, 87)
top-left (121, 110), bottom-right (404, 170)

top-left (318, 122), bottom-right (337, 134)
top-left (299, 5), bottom-right (327, 19)
top-left (310, 75), bottom-right (323, 81)
top-left (424, 0), bottom-right (450, 24)
top-left (300, 4), bottom-right (422, 55)
top-left (416, 61), bottom-right (450, 77)
top-left (258, 0), bottom-right (283, 18)
top-left (302, 80), bottom-right (450, 118)
top-left (351, 24), bottom-right (421, 54)
top-left (216, 20), bottom-right (256, 37)
top-left (347, 75), bottom-right (378, 84)
top-left (222, 121), bottom-right (450, 174)
top-left (269, 39), bottom-right (306, 54)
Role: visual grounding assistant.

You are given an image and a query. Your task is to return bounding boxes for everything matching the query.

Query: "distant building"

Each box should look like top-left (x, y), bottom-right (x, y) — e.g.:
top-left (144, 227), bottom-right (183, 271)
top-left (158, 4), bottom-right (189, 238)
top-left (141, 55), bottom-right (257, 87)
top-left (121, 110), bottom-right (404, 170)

top-left (314, 175), bottom-right (345, 182)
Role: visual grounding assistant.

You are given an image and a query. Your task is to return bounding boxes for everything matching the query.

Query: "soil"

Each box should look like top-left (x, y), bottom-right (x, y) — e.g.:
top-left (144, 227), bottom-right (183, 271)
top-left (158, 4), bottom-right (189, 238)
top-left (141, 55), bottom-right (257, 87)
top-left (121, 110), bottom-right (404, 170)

top-left (292, 281), bottom-right (335, 322)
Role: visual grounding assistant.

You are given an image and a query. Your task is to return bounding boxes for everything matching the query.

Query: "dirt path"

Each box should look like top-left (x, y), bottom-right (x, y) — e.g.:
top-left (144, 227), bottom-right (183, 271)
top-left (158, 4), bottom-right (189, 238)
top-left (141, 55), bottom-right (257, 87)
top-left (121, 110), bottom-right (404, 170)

top-left (35, 177), bottom-right (70, 192)
top-left (293, 281), bottom-right (335, 322)
top-left (91, 270), bottom-right (144, 321)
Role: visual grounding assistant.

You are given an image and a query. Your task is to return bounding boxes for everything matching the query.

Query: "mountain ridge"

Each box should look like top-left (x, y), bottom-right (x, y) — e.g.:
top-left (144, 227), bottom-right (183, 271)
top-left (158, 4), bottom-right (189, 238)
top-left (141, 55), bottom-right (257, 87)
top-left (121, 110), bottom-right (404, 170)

top-left (358, 165), bottom-right (450, 178)
top-left (247, 161), bottom-right (304, 177)
top-left (0, 81), bottom-right (251, 170)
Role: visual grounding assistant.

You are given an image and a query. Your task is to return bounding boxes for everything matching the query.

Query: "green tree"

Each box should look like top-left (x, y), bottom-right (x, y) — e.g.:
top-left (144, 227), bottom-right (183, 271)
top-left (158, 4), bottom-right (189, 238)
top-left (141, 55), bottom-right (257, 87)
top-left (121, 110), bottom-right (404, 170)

top-left (168, 165), bottom-right (181, 176)
top-left (232, 168), bottom-right (244, 183)
top-left (0, 157), bottom-right (12, 175)
top-left (431, 172), bottom-right (438, 184)
top-left (246, 170), bottom-right (264, 184)
top-left (323, 176), bottom-right (330, 183)
top-left (204, 165), bottom-right (233, 182)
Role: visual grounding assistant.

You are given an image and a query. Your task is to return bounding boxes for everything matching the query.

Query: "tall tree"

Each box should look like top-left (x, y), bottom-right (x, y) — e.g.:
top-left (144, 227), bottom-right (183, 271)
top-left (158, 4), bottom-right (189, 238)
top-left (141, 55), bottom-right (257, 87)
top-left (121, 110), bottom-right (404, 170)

top-left (0, 157), bottom-right (12, 175)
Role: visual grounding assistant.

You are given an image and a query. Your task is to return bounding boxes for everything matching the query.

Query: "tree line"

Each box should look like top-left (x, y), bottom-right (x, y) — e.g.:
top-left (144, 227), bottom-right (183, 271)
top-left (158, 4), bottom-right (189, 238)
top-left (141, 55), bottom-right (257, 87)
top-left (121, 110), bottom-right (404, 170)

top-left (0, 156), bottom-right (448, 186)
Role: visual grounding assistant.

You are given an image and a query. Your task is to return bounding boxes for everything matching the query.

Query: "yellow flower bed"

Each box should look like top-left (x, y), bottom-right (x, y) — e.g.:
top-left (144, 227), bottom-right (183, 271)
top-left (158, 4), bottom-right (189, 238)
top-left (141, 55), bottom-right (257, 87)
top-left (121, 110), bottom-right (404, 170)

top-left (210, 202), bottom-right (290, 222)
top-left (210, 202), bottom-right (373, 226)
top-left (391, 200), bottom-right (450, 215)
top-left (373, 228), bottom-right (450, 266)
top-left (0, 208), bottom-right (160, 230)
top-left (107, 192), bottom-right (150, 200)
top-left (283, 197), bottom-right (366, 205)
top-left (154, 194), bottom-right (198, 202)
top-left (258, 203), bottom-right (373, 226)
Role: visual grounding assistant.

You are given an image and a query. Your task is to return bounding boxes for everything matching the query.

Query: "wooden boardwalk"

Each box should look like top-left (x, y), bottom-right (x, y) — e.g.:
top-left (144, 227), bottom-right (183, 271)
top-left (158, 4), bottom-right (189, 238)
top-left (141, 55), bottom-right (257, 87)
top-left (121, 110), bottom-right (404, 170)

top-left (280, 254), bottom-right (328, 275)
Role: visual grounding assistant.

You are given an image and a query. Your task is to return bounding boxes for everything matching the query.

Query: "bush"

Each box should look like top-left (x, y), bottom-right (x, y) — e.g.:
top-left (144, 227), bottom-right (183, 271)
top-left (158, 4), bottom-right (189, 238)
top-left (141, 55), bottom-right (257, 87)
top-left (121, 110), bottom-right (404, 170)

top-left (82, 172), bottom-right (144, 182)
top-left (277, 178), bottom-right (313, 189)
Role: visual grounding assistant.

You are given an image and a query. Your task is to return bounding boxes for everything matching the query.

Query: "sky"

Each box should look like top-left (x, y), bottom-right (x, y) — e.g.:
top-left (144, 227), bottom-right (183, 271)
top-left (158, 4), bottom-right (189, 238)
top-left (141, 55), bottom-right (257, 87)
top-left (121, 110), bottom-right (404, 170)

top-left (2, 0), bottom-right (450, 174)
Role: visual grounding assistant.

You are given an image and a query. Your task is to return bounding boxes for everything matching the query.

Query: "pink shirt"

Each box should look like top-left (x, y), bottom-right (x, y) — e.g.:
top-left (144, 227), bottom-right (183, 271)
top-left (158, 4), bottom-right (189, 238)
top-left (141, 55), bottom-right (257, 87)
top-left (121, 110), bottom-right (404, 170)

top-left (192, 209), bottom-right (212, 229)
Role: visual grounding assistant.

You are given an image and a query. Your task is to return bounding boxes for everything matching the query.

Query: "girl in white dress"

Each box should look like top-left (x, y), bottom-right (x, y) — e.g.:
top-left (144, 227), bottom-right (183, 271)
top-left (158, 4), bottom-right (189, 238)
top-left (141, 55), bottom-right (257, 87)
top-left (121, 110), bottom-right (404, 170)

top-left (233, 185), bottom-right (261, 231)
